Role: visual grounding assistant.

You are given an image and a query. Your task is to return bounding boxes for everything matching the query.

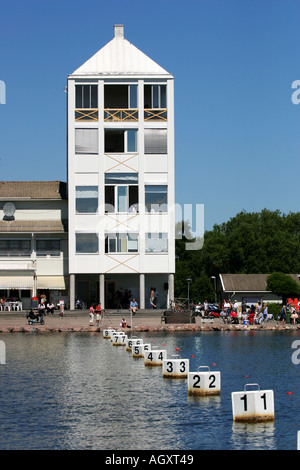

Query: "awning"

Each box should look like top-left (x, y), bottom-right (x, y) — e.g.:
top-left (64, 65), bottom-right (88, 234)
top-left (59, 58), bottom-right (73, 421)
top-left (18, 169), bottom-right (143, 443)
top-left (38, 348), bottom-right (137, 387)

top-left (37, 276), bottom-right (66, 290)
top-left (0, 275), bottom-right (33, 290)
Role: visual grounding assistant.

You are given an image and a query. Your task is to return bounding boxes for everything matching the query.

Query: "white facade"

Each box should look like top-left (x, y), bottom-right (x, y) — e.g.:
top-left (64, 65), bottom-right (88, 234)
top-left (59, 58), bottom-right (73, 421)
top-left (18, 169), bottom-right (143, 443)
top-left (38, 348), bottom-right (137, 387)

top-left (67, 25), bottom-right (175, 309)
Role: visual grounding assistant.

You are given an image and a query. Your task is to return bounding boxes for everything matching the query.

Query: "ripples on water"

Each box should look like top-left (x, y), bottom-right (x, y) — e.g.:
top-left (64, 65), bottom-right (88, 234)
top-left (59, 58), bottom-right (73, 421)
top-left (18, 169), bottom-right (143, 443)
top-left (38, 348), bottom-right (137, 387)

top-left (0, 329), bottom-right (300, 450)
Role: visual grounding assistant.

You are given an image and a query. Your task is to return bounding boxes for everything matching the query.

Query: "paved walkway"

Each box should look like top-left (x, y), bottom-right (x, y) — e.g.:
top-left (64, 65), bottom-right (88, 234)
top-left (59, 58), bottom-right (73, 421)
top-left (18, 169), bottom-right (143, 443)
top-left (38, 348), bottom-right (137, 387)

top-left (0, 310), bottom-right (298, 333)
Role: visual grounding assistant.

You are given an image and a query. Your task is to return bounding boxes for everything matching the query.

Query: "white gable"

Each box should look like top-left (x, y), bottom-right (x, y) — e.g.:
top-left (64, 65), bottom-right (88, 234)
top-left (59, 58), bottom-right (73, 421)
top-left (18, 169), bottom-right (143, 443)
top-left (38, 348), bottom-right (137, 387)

top-left (70, 26), bottom-right (172, 78)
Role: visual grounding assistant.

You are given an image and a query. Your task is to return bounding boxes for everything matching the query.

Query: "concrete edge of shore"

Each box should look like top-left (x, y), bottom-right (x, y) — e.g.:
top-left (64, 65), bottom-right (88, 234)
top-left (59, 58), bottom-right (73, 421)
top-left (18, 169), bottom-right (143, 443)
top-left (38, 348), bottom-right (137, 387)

top-left (0, 322), bottom-right (299, 333)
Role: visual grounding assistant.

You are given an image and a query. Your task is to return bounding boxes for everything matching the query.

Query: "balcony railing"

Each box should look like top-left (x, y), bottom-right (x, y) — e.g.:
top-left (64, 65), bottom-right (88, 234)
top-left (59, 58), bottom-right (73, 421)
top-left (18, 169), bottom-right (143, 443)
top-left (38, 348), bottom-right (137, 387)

top-left (144, 109), bottom-right (167, 121)
top-left (75, 109), bottom-right (98, 121)
top-left (104, 109), bottom-right (138, 122)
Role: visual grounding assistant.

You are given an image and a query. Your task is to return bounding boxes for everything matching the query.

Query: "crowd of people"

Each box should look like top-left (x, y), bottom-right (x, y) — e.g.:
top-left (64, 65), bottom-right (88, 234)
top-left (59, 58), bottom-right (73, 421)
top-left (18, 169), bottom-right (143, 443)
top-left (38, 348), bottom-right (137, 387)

top-left (219, 300), bottom-right (272, 325)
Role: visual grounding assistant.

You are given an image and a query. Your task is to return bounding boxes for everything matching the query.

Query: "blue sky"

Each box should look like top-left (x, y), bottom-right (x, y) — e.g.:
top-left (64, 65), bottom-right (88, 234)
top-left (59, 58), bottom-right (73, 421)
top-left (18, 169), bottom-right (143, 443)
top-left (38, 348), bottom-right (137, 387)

top-left (0, 0), bottom-right (299, 231)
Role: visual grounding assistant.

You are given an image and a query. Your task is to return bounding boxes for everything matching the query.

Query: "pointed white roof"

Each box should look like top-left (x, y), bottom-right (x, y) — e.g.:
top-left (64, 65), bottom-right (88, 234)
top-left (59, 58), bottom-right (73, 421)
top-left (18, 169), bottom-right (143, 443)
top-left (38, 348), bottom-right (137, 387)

top-left (70, 25), bottom-right (172, 79)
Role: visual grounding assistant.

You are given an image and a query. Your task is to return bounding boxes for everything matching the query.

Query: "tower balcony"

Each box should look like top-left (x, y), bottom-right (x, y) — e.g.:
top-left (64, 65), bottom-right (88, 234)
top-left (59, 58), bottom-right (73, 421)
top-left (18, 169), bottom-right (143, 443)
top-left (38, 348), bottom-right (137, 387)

top-left (104, 109), bottom-right (138, 122)
top-left (144, 108), bottom-right (167, 121)
top-left (75, 109), bottom-right (98, 121)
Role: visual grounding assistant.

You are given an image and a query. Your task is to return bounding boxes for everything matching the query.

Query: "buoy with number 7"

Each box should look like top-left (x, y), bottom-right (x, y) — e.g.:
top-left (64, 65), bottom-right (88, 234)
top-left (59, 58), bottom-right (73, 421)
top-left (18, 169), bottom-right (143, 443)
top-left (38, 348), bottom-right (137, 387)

top-left (112, 334), bottom-right (127, 346)
top-left (163, 355), bottom-right (189, 378)
top-left (188, 366), bottom-right (221, 396)
top-left (231, 383), bottom-right (275, 422)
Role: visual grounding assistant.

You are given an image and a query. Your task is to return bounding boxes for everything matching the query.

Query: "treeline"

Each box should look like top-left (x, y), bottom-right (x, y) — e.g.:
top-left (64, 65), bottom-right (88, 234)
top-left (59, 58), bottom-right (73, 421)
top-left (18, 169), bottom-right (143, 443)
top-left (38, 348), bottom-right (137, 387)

top-left (175, 209), bottom-right (300, 302)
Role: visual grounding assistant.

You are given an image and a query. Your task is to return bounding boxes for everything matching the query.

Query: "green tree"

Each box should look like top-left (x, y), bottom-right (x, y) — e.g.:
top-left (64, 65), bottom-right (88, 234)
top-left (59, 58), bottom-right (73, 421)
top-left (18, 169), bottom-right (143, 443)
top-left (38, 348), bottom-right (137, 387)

top-left (266, 272), bottom-right (300, 302)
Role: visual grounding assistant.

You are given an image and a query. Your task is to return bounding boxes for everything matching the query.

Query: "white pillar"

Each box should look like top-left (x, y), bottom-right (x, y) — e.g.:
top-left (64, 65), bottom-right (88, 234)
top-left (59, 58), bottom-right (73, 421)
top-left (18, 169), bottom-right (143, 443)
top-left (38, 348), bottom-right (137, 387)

top-left (168, 273), bottom-right (174, 309)
top-left (70, 274), bottom-right (75, 310)
top-left (100, 274), bottom-right (105, 309)
top-left (140, 273), bottom-right (145, 309)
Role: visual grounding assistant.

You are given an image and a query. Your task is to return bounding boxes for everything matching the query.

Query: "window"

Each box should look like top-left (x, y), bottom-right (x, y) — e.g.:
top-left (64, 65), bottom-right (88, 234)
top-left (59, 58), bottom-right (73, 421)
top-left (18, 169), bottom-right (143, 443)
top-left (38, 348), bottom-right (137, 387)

top-left (105, 173), bottom-right (138, 213)
top-left (75, 128), bottom-right (98, 154)
top-left (0, 239), bottom-right (31, 257)
top-left (76, 85), bottom-right (98, 108)
top-left (144, 129), bottom-right (167, 154)
top-left (145, 185), bottom-right (168, 212)
top-left (144, 85), bottom-right (166, 108)
top-left (145, 233), bottom-right (168, 253)
top-left (104, 85), bottom-right (137, 109)
top-left (104, 129), bottom-right (137, 153)
top-left (36, 239), bottom-right (60, 257)
top-left (105, 233), bottom-right (138, 253)
top-left (76, 233), bottom-right (98, 254)
top-left (76, 186), bottom-right (98, 213)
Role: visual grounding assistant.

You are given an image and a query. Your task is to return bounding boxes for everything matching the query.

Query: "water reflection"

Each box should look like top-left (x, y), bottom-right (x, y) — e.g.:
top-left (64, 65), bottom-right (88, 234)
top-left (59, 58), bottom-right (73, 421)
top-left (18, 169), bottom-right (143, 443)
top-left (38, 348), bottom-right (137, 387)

top-left (231, 422), bottom-right (276, 450)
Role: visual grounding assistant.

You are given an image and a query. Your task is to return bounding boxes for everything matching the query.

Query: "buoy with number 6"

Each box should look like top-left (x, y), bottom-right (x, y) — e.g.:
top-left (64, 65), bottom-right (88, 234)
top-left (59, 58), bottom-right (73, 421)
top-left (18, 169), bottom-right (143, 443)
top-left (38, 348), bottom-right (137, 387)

top-left (231, 383), bottom-right (274, 422)
top-left (188, 366), bottom-right (221, 396)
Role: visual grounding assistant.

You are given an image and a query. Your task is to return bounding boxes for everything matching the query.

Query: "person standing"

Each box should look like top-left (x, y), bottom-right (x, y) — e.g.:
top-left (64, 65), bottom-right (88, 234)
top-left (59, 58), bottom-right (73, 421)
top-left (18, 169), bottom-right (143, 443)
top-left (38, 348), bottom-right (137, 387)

top-left (95, 303), bottom-right (102, 325)
top-left (150, 288), bottom-right (156, 309)
top-left (89, 305), bottom-right (95, 325)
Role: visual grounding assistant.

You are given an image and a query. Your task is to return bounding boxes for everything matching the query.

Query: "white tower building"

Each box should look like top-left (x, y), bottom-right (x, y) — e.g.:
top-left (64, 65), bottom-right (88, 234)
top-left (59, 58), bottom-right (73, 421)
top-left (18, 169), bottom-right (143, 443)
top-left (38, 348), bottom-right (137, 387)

top-left (67, 25), bottom-right (175, 310)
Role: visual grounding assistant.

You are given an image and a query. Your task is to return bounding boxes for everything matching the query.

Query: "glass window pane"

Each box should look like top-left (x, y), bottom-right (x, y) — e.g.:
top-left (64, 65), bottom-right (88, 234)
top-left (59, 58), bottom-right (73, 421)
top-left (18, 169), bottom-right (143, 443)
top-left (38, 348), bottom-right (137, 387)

top-left (105, 186), bottom-right (115, 213)
top-left (144, 129), bottom-right (167, 154)
top-left (75, 86), bottom-right (83, 108)
top-left (145, 185), bottom-right (168, 212)
top-left (76, 186), bottom-right (98, 213)
top-left (76, 233), bottom-right (98, 254)
top-left (105, 130), bottom-right (124, 153)
top-left (104, 85), bottom-right (128, 108)
top-left (128, 233), bottom-right (138, 252)
top-left (129, 186), bottom-right (138, 210)
top-left (130, 85), bottom-right (137, 108)
top-left (91, 85), bottom-right (98, 108)
top-left (153, 85), bottom-right (159, 108)
top-left (127, 130), bottom-right (137, 152)
top-left (83, 86), bottom-right (90, 108)
top-left (105, 173), bottom-right (138, 184)
top-left (109, 238), bottom-right (116, 253)
top-left (117, 186), bottom-right (128, 212)
top-left (75, 128), bottom-right (98, 154)
top-left (160, 85), bottom-right (167, 108)
top-left (144, 85), bottom-right (151, 108)
top-left (145, 233), bottom-right (168, 252)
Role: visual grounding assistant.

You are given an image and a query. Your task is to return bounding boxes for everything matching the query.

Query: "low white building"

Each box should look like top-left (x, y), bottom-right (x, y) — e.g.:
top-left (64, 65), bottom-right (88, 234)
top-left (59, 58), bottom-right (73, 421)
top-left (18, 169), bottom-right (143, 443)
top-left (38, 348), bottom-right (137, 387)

top-left (0, 181), bottom-right (68, 310)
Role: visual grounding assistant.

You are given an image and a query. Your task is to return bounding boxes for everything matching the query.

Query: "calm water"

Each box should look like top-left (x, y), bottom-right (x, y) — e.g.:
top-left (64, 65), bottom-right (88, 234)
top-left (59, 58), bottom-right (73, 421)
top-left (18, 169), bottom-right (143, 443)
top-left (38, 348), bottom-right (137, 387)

top-left (0, 329), bottom-right (300, 450)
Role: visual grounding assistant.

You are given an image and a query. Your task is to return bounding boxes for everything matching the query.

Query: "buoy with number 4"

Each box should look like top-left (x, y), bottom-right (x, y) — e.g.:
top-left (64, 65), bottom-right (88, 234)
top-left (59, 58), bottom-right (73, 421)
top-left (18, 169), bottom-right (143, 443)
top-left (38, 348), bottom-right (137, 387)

top-left (144, 349), bottom-right (167, 366)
